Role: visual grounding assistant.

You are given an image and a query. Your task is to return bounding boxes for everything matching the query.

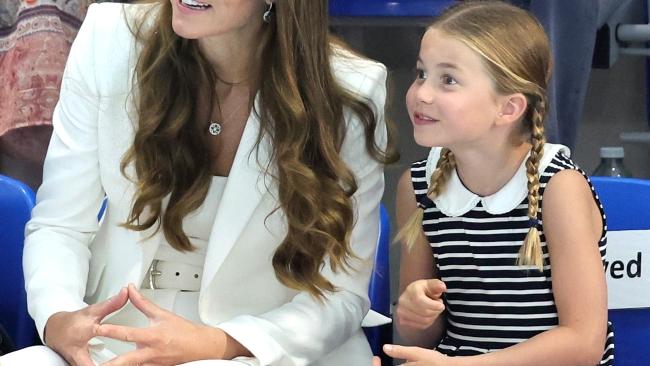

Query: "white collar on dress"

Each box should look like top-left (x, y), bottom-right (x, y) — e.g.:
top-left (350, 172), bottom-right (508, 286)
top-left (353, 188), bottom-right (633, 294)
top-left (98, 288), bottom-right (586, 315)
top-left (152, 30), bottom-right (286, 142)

top-left (424, 143), bottom-right (570, 217)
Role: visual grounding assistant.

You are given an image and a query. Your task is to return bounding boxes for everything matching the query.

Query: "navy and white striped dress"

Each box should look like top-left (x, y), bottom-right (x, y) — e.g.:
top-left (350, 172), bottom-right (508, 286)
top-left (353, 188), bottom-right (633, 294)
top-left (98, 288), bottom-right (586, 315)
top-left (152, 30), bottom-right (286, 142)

top-left (411, 144), bottom-right (614, 365)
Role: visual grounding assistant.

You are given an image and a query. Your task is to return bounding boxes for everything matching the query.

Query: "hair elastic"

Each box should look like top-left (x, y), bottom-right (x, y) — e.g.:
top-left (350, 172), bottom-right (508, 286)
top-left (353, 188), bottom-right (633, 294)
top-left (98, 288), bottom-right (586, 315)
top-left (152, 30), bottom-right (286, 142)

top-left (528, 217), bottom-right (542, 229)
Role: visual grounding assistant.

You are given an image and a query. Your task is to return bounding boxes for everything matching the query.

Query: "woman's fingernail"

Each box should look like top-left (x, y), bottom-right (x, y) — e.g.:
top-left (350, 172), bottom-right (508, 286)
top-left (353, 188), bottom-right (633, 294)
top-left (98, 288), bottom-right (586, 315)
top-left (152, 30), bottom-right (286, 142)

top-left (383, 344), bottom-right (393, 352)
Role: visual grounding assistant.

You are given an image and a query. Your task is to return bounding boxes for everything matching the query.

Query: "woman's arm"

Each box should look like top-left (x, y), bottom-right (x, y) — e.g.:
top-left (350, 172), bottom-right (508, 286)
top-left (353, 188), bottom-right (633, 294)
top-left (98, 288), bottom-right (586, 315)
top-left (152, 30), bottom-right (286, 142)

top-left (385, 169), bottom-right (608, 366)
top-left (394, 169), bottom-right (447, 348)
top-left (23, 4), bottom-right (108, 340)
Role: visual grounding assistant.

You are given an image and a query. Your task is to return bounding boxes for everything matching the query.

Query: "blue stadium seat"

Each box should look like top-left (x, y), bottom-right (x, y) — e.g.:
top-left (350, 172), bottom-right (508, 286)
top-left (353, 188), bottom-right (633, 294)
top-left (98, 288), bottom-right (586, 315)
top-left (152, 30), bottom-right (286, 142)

top-left (591, 176), bottom-right (650, 366)
top-left (0, 174), bottom-right (38, 350)
top-left (365, 204), bottom-right (392, 362)
top-left (329, 0), bottom-right (456, 17)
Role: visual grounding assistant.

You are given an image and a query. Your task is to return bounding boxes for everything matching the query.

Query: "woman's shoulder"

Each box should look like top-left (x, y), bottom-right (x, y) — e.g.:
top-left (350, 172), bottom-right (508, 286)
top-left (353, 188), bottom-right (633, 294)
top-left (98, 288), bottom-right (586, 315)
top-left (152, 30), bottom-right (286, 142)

top-left (83, 2), bottom-right (158, 35)
top-left (73, 2), bottom-right (159, 95)
top-left (330, 46), bottom-right (386, 76)
top-left (80, 2), bottom-right (162, 49)
top-left (330, 46), bottom-right (387, 96)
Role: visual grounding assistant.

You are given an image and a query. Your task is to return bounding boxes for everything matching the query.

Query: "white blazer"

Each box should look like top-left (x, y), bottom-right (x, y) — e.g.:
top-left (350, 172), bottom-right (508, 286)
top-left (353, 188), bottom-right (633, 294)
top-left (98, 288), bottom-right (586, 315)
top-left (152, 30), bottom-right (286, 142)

top-left (22, 3), bottom-right (388, 366)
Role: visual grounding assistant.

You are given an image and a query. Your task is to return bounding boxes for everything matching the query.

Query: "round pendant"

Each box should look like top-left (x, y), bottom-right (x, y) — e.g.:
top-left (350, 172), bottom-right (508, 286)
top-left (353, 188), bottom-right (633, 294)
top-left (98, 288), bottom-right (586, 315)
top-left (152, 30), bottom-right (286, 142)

top-left (208, 122), bottom-right (222, 136)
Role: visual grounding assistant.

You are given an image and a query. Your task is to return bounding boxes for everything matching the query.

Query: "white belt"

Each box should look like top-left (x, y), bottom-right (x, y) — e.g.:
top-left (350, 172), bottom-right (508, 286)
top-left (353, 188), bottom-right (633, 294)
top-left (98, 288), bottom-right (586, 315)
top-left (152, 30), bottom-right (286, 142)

top-left (141, 259), bottom-right (203, 292)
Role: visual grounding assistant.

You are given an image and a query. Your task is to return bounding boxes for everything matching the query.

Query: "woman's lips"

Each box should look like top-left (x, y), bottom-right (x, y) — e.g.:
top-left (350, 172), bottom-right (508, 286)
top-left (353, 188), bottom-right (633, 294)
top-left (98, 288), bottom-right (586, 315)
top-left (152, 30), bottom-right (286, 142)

top-left (177, 0), bottom-right (212, 13)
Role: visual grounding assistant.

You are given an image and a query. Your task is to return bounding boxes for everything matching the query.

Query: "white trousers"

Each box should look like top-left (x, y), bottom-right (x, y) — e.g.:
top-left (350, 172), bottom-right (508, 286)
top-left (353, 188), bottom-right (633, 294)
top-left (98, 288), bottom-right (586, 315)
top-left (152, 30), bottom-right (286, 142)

top-left (0, 346), bottom-right (259, 365)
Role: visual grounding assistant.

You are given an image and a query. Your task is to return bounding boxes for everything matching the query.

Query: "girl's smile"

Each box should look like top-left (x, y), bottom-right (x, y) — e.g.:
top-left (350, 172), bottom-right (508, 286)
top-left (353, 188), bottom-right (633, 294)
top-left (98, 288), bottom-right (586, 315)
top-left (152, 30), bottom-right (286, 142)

top-left (412, 111), bottom-right (439, 126)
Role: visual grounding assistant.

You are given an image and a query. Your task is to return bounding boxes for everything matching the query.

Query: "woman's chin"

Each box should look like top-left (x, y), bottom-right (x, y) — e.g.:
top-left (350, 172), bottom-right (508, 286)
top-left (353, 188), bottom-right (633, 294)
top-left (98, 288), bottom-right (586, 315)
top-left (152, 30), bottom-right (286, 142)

top-left (170, 22), bottom-right (202, 40)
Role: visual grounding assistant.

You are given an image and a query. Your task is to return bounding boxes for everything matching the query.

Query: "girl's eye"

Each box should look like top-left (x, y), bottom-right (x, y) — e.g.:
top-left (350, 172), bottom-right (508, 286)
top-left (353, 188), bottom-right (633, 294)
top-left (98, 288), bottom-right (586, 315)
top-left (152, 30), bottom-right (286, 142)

top-left (414, 68), bottom-right (428, 81)
top-left (441, 74), bottom-right (457, 85)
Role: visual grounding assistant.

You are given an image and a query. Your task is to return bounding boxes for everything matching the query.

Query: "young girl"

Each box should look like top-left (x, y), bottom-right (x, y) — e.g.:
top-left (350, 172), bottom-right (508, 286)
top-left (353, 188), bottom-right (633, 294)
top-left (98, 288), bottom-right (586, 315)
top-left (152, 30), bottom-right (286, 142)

top-left (379, 1), bottom-right (614, 365)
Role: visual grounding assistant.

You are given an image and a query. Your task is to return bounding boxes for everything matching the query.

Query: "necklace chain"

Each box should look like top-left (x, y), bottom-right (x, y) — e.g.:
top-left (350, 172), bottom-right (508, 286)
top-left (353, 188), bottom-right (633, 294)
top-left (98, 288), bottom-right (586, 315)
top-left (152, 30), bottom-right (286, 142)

top-left (208, 99), bottom-right (246, 136)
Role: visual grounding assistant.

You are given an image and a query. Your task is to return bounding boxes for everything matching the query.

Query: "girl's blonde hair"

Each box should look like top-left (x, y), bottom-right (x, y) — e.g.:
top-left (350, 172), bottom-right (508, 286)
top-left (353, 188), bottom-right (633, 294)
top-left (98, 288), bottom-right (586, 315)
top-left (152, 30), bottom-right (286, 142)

top-left (399, 0), bottom-right (552, 270)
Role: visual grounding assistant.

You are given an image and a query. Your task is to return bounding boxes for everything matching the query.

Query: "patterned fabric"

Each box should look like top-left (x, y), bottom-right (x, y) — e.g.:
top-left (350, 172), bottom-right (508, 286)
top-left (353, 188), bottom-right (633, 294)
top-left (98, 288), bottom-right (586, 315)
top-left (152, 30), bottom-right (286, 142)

top-left (411, 150), bottom-right (614, 365)
top-left (0, 1), bottom-right (88, 137)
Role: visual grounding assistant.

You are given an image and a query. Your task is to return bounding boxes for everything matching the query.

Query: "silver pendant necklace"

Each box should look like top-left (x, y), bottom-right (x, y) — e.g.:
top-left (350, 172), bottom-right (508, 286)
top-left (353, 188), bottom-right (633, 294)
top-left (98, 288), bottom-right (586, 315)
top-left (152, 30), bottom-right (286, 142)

top-left (208, 99), bottom-right (247, 137)
top-left (208, 82), bottom-right (249, 137)
top-left (208, 121), bottom-right (222, 136)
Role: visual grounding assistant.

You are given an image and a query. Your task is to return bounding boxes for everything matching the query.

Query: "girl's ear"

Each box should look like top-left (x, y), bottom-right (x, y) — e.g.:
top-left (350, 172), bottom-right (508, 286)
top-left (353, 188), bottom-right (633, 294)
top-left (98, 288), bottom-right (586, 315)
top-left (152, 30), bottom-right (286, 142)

top-left (496, 93), bottom-right (528, 126)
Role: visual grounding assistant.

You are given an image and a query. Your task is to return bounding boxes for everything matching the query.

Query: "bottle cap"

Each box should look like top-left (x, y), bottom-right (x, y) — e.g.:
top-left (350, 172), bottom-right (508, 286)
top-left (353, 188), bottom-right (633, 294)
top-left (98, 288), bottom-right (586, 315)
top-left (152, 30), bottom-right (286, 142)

top-left (600, 146), bottom-right (624, 159)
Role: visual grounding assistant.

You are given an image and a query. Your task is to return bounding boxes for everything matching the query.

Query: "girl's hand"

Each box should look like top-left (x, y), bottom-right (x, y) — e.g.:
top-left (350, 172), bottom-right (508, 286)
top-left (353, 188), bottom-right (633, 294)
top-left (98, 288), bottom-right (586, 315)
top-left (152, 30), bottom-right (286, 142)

top-left (95, 284), bottom-right (247, 366)
top-left (44, 287), bottom-right (129, 366)
top-left (396, 279), bottom-right (446, 330)
top-left (382, 344), bottom-right (452, 366)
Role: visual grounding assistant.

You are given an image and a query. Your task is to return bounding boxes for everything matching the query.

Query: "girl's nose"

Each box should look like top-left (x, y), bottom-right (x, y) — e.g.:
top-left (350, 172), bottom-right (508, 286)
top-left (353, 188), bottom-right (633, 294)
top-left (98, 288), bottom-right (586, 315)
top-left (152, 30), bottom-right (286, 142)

top-left (416, 82), bottom-right (435, 104)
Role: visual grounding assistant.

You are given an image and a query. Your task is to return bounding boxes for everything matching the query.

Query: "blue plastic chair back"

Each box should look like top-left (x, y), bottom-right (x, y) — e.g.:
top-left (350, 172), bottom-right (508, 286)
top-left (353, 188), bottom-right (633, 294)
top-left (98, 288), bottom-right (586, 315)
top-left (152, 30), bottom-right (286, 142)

top-left (365, 204), bottom-right (392, 358)
top-left (329, 0), bottom-right (456, 17)
top-left (0, 174), bottom-right (38, 350)
top-left (591, 177), bottom-right (650, 366)
top-left (591, 177), bottom-right (650, 231)
top-left (369, 204), bottom-right (391, 316)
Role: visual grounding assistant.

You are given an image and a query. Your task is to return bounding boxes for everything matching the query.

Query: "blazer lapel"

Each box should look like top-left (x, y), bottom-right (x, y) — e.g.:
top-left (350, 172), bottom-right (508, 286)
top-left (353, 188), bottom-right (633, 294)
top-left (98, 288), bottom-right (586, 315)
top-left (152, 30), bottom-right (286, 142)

top-left (138, 221), bottom-right (164, 282)
top-left (201, 102), bottom-right (272, 292)
top-left (128, 190), bottom-right (166, 285)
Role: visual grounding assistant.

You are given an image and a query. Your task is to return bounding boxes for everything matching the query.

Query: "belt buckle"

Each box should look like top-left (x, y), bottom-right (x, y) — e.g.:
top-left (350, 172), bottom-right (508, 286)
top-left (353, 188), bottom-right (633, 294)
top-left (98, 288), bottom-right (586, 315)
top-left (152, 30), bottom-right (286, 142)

top-left (148, 259), bottom-right (162, 289)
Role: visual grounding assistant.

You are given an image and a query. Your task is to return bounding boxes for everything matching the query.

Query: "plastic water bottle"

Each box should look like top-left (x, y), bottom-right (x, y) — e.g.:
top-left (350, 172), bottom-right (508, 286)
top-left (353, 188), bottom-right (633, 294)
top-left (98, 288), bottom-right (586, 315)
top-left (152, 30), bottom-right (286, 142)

top-left (592, 147), bottom-right (633, 178)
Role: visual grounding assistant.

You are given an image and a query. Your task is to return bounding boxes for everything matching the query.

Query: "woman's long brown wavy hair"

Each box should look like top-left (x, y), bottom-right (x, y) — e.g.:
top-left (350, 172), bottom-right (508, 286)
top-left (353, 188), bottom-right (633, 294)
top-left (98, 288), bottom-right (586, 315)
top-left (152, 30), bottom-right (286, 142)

top-left (398, 0), bottom-right (552, 270)
top-left (120, 0), bottom-right (397, 298)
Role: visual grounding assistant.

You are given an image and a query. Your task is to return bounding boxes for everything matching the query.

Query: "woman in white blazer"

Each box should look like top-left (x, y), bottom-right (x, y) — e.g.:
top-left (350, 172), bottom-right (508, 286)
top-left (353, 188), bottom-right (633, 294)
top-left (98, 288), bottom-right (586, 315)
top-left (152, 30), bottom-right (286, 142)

top-left (0, 0), bottom-right (396, 365)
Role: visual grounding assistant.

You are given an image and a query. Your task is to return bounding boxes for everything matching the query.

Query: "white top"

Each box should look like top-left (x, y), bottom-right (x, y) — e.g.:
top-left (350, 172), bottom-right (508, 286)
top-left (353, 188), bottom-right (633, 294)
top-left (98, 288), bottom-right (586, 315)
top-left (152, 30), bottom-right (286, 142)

top-left (154, 176), bottom-right (228, 266)
top-left (98, 177), bottom-right (228, 358)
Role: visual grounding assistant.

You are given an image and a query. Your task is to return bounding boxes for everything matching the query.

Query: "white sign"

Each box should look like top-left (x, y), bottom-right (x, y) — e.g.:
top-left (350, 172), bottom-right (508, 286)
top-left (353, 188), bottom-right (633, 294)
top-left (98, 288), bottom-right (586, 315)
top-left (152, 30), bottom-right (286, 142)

top-left (605, 230), bottom-right (649, 309)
